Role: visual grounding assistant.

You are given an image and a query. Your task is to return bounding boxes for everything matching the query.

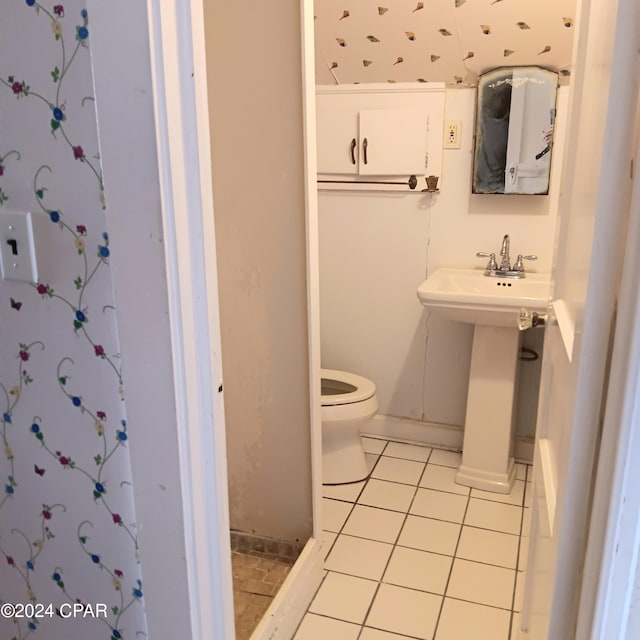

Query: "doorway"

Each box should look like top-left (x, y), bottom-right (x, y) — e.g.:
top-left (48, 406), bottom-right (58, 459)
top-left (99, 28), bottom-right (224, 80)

top-left (92, 0), bottom-right (640, 638)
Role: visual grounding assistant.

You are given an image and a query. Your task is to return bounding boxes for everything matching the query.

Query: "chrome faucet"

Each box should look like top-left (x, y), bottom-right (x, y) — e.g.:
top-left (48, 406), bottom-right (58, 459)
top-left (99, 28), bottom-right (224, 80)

top-left (476, 234), bottom-right (537, 278)
top-left (500, 234), bottom-right (511, 270)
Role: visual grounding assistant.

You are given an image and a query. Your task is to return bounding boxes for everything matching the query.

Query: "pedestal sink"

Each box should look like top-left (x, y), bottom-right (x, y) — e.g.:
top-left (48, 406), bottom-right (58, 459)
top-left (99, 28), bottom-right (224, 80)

top-left (417, 267), bottom-right (550, 493)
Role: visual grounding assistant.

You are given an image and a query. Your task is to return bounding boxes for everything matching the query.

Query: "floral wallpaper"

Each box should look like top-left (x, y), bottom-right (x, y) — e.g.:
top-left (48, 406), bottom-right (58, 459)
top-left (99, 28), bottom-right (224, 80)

top-left (314, 0), bottom-right (576, 85)
top-left (0, 3), bottom-right (147, 639)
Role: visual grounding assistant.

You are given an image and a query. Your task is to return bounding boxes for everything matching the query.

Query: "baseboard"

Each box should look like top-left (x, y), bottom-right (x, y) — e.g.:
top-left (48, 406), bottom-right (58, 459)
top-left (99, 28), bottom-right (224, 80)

top-left (250, 537), bottom-right (324, 640)
top-left (363, 414), bottom-right (534, 464)
top-left (364, 414), bottom-right (464, 450)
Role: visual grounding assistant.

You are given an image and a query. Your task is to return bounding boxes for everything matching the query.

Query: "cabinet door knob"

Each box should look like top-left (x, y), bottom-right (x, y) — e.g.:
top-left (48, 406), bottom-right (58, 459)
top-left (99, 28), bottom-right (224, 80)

top-left (350, 138), bottom-right (357, 165)
top-left (362, 137), bottom-right (368, 165)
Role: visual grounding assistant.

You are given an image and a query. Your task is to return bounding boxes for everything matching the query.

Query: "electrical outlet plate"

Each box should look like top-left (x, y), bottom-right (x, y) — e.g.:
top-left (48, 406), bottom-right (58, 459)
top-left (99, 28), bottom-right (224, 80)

top-left (0, 211), bottom-right (38, 282)
top-left (444, 120), bottom-right (462, 149)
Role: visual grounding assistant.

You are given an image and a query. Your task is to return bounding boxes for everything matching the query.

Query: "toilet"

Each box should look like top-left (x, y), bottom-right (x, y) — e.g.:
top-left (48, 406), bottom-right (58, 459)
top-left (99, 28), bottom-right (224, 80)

top-left (321, 369), bottom-right (378, 485)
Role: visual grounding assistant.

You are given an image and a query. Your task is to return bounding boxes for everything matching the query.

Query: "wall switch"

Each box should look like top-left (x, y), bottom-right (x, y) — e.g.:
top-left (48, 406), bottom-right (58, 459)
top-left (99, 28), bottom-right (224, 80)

top-left (0, 211), bottom-right (38, 282)
top-left (444, 120), bottom-right (462, 149)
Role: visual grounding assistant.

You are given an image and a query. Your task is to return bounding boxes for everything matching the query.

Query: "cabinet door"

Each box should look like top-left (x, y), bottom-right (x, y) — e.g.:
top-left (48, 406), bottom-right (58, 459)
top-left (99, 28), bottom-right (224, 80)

top-left (316, 109), bottom-right (358, 174)
top-left (358, 108), bottom-right (427, 176)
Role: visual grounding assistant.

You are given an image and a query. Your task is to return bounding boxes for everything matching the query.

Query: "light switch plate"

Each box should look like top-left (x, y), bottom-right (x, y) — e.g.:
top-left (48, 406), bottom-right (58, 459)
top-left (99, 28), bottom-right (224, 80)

top-left (0, 211), bottom-right (38, 282)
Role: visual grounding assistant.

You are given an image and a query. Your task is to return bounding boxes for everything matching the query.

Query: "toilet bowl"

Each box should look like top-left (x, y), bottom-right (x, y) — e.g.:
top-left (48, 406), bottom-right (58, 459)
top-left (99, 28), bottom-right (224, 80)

top-left (321, 369), bottom-right (378, 485)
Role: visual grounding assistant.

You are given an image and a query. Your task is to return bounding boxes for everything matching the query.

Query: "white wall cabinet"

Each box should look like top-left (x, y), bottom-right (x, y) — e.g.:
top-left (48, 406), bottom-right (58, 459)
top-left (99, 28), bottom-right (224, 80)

top-left (317, 107), bottom-right (428, 176)
top-left (316, 83), bottom-right (445, 191)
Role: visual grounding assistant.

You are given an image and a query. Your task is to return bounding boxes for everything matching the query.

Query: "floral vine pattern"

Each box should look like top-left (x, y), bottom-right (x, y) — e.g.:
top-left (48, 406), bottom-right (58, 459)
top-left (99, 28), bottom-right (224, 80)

top-left (0, 150), bottom-right (21, 205)
top-left (0, 3), bottom-right (146, 639)
top-left (23, 357), bottom-right (137, 547)
top-left (1, 3), bottom-right (104, 200)
top-left (0, 508), bottom-right (64, 639)
top-left (1, 342), bottom-right (44, 510)
top-left (32, 164), bottom-right (121, 385)
top-left (0, 340), bottom-right (63, 640)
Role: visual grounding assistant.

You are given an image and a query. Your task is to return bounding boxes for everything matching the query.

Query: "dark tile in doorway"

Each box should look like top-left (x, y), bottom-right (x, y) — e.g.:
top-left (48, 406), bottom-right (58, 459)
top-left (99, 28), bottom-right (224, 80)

top-left (230, 531), bottom-right (302, 640)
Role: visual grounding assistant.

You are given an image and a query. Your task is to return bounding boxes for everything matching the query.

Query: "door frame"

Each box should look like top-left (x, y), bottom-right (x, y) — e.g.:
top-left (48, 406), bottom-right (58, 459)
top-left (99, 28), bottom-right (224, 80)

top-left (142, 0), bottom-right (236, 637)
top-left (568, 0), bottom-right (640, 636)
top-left (89, 0), bottom-right (236, 636)
top-left (91, 0), bottom-right (238, 636)
top-left (575, 42), bottom-right (640, 635)
top-left (93, 0), bottom-right (640, 639)
top-left (522, 0), bottom-right (640, 640)
top-left (91, 0), bottom-right (323, 637)
top-left (579, 112), bottom-right (640, 639)
top-left (133, 0), bottom-right (324, 636)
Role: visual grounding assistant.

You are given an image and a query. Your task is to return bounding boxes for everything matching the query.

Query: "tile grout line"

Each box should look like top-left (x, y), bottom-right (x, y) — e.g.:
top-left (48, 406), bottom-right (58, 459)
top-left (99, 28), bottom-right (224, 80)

top-left (508, 463), bottom-right (531, 640)
top-left (356, 447), bottom-right (432, 639)
top-left (290, 571), bottom-right (331, 637)
top-left (366, 469), bottom-right (527, 509)
top-left (322, 441), bottom-right (390, 560)
top-left (431, 479), bottom-right (472, 639)
top-left (325, 495), bottom-right (523, 528)
top-left (325, 498), bottom-right (522, 537)
top-left (303, 612), bottom-right (425, 640)
top-left (328, 530), bottom-right (521, 568)
top-left (316, 441), bottom-right (531, 640)
top-left (322, 566), bottom-right (527, 615)
top-left (307, 444), bottom-right (382, 640)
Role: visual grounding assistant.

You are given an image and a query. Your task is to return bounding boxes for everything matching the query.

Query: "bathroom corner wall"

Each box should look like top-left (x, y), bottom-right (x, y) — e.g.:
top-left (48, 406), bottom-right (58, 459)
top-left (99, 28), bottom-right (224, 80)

top-left (204, 2), bottom-right (312, 542)
top-left (319, 86), bottom-right (568, 438)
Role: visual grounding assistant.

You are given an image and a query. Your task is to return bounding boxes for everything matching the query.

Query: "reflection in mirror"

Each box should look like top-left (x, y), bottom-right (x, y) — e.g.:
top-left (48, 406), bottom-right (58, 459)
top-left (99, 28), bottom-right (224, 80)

top-left (473, 67), bottom-right (558, 195)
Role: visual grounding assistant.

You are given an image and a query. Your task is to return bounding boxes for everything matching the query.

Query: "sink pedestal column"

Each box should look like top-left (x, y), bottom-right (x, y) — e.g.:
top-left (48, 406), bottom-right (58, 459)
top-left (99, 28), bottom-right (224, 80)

top-left (455, 325), bottom-right (520, 494)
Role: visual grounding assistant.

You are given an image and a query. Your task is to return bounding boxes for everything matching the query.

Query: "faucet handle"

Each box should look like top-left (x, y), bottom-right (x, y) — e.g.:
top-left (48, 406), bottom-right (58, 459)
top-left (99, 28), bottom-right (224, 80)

top-left (513, 254), bottom-right (538, 271)
top-left (476, 251), bottom-right (498, 270)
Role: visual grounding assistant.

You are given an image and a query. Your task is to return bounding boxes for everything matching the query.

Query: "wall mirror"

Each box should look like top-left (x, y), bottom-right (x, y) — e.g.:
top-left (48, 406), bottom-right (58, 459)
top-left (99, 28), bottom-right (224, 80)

top-left (473, 67), bottom-right (558, 195)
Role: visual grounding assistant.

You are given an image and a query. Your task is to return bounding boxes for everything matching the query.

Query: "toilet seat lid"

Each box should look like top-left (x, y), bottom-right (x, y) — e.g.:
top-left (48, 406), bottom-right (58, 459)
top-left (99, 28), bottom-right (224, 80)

top-left (321, 369), bottom-right (376, 406)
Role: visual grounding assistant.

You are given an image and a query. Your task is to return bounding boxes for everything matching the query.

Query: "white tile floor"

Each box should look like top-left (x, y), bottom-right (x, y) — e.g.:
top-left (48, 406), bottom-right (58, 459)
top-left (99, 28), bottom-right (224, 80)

top-left (294, 437), bottom-right (532, 640)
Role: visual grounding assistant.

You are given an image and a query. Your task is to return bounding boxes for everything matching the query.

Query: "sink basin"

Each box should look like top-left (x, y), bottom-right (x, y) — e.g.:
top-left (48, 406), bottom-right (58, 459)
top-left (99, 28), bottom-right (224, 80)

top-left (417, 267), bottom-right (550, 327)
top-left (416, 266), bottom-right (551, 494)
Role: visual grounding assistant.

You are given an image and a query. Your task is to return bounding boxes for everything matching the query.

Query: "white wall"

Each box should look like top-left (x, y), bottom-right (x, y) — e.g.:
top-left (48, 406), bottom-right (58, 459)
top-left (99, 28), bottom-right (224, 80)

top-left (204, 0), bottom-right (313, 542)
top-left (319, 86), bottom-right (568, 438)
